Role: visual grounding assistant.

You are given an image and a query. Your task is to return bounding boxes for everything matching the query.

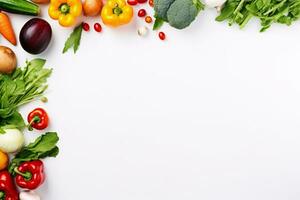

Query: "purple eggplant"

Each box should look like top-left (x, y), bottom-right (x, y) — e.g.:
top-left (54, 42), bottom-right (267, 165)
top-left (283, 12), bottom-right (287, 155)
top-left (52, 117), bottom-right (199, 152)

top-left (19, 18), bottom-right (52, 54)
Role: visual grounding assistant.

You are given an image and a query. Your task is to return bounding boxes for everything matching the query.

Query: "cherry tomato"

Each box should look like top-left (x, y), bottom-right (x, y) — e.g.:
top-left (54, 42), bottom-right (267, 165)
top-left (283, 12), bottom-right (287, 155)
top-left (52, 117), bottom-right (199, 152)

top-left (94, 23), bottom-right (102, 32)
top-left (158, 32), bottom-right (166, 40)
top-left (82, 22), bottom-right (90, 31)
top-left (137, 0), bottom-right (147, 3)
top-left (127, 0), bottom-right (138, 5)
top-left (149, 0), bottom-right (154, 7)
top-left (138, 9), bottom-right (146, 17)
top-left (145, 16), bottom-right (153, 23)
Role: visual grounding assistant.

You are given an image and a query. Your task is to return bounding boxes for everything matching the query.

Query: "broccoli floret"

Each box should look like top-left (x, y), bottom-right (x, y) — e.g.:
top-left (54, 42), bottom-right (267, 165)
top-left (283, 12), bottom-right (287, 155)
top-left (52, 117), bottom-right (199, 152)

top-left (167, 0), bottom-right (204, 29)
top-left (154, 0), bottom-right (176, 21)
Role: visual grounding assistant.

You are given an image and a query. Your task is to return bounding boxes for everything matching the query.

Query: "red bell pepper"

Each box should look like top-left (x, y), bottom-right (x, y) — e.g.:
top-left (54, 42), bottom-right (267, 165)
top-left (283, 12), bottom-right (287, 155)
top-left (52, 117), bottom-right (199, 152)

top-left (0, 171), bottom-right (19, 200)
top-left (14, 160), bottom-right (45, 190)
top-left (27, 108), bottom-right (49, 130)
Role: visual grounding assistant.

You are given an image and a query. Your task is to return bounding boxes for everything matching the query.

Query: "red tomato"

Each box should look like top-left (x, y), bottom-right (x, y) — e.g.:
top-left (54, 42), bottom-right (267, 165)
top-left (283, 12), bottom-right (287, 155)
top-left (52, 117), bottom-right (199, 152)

top-left (127, 0), bottom-right (138, 5)
top-left (149, 0), bottom-right (154, 7)
top-left (82, 22), bottom-right (90, 31)
top-left (94, 23), bottom-right (102, 32)
top-left (137, 0), bottom-right (147, 3)
top-left (159, 32), bottom-right (166, 40)
top-left (138, 9), bottom-right (146, 17)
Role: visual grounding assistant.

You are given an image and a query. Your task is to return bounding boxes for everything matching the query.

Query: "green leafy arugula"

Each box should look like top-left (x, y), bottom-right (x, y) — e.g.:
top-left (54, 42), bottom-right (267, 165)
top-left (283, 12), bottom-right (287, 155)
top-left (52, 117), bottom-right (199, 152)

top-left (216, 0), bottom-right (300, 32)
top-left (63, 23), bottom-right (83, 54)
top-left (9, 132), bottom-right (59, 174)
top-left (0, 59), bottom-right (52, 131)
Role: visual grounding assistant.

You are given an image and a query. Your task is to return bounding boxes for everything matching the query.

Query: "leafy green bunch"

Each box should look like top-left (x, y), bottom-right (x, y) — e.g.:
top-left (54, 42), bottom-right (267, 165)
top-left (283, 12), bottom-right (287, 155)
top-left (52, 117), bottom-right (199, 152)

top-left (153, 0), bottom-right (205, 30)
top-left (9, 132), bottom-right (59, 174)
top-left (0, 59), bottom-right (52, 132)
top-left (216, 0), bottom-right (300, 32)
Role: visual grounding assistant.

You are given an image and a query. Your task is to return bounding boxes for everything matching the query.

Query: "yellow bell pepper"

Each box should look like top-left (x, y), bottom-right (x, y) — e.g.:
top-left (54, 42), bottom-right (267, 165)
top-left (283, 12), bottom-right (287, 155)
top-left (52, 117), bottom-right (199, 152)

top-left (48, 0), bottom-right (82, 27)
top-left (101, 0), bottom-right (133, 27)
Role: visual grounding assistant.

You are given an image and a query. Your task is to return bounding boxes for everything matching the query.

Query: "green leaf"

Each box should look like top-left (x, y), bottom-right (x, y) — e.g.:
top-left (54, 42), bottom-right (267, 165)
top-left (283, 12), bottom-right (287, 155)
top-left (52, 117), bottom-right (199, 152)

top-left (63, 24), bottom-right (83, 54)
top-left (153, 17), bottom-right (165, 30)
top-left (0, 112), bottom-right (25, 130)
top-left (216, 0), bottom-right (300, 31)
top-left (9, 132), bottom-right (60, 174)
top-left (0, 127), bottom-right (5, 134)
top-left (0, 59), bottom-right (51, 120)
top-left (26, 132), bottom-right (59, 152)
top-left (216, 2), bottom-right (238, 21)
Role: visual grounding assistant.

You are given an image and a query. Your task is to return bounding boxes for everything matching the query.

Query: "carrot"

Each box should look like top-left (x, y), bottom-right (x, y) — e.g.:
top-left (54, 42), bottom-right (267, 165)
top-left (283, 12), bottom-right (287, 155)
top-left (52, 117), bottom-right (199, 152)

top-left (0, 12), bottom-right (17, 46)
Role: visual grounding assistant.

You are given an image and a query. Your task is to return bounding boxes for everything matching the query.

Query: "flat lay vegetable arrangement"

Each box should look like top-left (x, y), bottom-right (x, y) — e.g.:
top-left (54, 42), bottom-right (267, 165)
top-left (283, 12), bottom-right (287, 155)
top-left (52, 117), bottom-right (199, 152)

top-left (0, 0), bottom-right (299, 198)
top-left (0, 55), bottom-right (58, 199)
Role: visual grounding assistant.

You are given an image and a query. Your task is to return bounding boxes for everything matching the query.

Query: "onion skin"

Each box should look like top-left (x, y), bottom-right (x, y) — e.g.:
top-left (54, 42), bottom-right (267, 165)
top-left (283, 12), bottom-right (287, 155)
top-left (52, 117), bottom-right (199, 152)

top-left (0, 46), bottom-right (17, 74)
top-left (83, 0), bottom-right (102, 16)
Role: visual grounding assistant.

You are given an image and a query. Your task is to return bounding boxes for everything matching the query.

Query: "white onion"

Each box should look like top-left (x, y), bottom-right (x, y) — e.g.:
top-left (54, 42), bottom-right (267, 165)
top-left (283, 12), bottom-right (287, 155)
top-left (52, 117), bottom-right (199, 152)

top-left (0, 128), bottom-right (24, 153)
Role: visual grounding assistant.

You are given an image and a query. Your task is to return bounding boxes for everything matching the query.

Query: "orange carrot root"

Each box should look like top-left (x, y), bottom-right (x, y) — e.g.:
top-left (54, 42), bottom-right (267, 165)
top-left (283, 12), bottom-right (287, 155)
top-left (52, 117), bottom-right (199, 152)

top-left (0, 12), bottom-right (17, 46)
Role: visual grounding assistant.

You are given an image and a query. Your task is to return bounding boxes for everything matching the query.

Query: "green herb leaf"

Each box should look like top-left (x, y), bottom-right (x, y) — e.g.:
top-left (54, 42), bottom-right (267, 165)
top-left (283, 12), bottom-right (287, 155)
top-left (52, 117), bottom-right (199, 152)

top-left (0, 112), bottom-right (25, 131)
top-left (216, 0), bottom-right (300, 31)
top-left (63, 24), bottom-right (83, 54)
top-left (9, 132), bottom-right (60, 174)
top-left (0, 59), bottom-right (51, 122)
top-left (153, 17), bottom-right (165, 30)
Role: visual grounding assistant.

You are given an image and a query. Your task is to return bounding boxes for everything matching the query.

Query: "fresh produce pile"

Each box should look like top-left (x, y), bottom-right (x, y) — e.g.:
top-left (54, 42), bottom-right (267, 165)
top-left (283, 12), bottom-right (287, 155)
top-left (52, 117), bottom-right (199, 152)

top-left (0, 0), bottom-right (300, 198)
top-left (0, 0), bottom-right (298, 55)
top-left (0, 48), bottom-right (59, 199)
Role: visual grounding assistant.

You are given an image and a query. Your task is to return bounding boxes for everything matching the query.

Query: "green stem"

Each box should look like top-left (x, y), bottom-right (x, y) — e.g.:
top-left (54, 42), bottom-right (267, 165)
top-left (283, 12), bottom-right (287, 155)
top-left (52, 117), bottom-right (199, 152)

top-left (28, 115), bottom-right (40, 131)
top-left (193, 0), bottom-right (204, 12)
top-left (60, 3), bottom-right (70, 14)
top-left (14, 167), bottom-right (32, 180)
top-left (240, 13), bottom-right (252, 28)
top-left (0, 191), bottom-right (5, 200)
top-left (233, 0), bottom-right (245, 15)
top-left (263, 0), bottom-right (287, 15)
top-left (113, 6), bottom-right (123, 16)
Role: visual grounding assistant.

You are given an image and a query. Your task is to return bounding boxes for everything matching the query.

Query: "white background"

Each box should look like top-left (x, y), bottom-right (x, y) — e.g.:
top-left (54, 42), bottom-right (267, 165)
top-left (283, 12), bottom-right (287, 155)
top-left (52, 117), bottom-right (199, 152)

top-left (3, 3), bottom-right (300, 200)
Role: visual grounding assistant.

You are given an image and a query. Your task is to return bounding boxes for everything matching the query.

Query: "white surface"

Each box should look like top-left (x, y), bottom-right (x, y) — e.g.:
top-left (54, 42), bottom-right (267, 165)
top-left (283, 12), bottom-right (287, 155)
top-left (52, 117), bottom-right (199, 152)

top-left (4, 4), bottom-right (300, 200)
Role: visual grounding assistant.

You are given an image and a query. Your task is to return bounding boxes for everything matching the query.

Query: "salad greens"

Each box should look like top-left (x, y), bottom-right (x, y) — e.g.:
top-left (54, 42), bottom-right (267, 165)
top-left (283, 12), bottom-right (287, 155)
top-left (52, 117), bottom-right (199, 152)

top-left (216, 0), bottom-right (300, 32)
top-left (9, 132), bottom-right (59, 174)
top-left (153, 0), bottom-right (204, 30)
top-left (0, 59), bottom-right (52, 132)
